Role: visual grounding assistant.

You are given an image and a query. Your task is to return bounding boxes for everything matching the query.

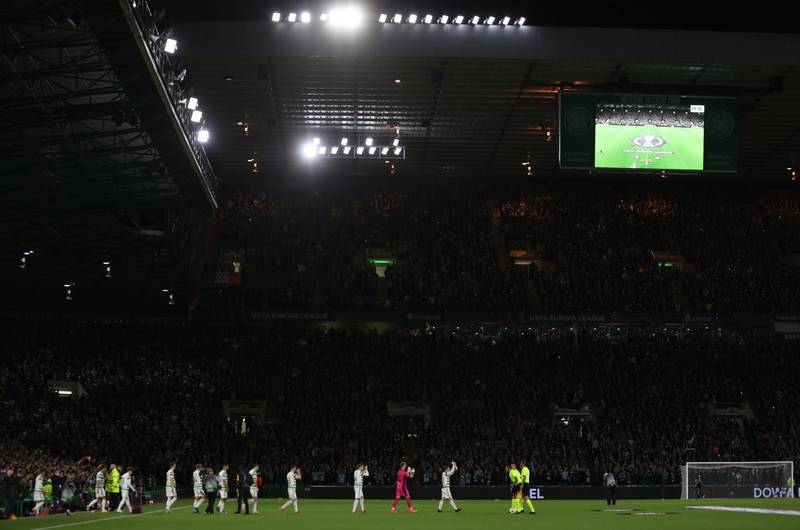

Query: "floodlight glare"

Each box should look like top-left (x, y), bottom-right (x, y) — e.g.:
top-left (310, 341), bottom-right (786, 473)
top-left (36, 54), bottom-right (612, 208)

top-left (190, 110), bottom-right (202, 122)
top-left (393, 14), bottom-right (402, 23)
top-left (300, 12), bottom-right (311, 23)
top-left (356, 146), bottom-right (364, 155)
top-left (288, 12), bottom-right (297, 22)
top-left (365, 137), bottom-right (374, 146)
top-left (424, 14), bottom-right (433, 24)
top-left (440, 15), bottom-right (449, 24)
top-left (318, 146), bottom-right (326, 155)
top-left (198, 129), bottom-right (210, 143)
top-left (501, 16), bottom-right (511, 25)
top-left (320, 13), bottom-right (328, 21)
top-left (331, 146), bottom-right (339, 154)
top-left (330, 6), bottom-right (363, 29)
top-left (164, 38), bottom-right (178, 54)
top-left (379, 13), bottom-right (387, 23)
top-left (302, 143), bottom-right (316, 158)
top-left (271, 12), bottom-right (281, 22)
top-left (392, 138), bottom-right (400, 146)
top-left (470, 15), bottom-right (480, 24)
top-left (381, 147), bottom-right (389, 155)
top-left (486, 16), bottom-right (496, 24)
top-left (340, 137), bottom-right (348, 146)
top-left (394, 147), bottom-right (402, 155)
top-left (515, 17), bottom-right (525, 25)
top-left (454, 15), bottom-right (464, 24)
top-left (343, 146), bottom-right (352, 154)
top-left (187, 97), bottom-right (198, 110)
top-left (368, 146), bottom-right (377, 155)
top-left (313, 137), bottom-right (321, 145)
top-left (408, 14), bottom-right (417, 24)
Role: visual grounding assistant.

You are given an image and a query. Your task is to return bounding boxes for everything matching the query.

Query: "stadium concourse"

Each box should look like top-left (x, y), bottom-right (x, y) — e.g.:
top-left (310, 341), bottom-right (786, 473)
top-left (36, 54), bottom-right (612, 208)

top-left (5, 0), bottom-right (800, 527)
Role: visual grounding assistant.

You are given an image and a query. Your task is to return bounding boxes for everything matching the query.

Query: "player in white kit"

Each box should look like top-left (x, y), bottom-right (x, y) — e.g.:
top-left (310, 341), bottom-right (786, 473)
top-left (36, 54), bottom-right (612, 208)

top-left (437, 461), bottom-right (461, 512)
top-left (279, 466), bottom-right (301, 513)
top-left (352, 463), bottom-right (369, 513)
top-left (32, 472), bottom-right (45, 515)
top-left (116, 467), bottom-right (137, 513)
top-left (192, 463), bottom-right (205, 513)
top-left (248, 465), bottom-right (260, 514)
top-left (165, 463), bottom-right (177, 512)
top-left (86, 464), bottom-right (107, 512)
top-left (217, 464), bottom-right (229, 514)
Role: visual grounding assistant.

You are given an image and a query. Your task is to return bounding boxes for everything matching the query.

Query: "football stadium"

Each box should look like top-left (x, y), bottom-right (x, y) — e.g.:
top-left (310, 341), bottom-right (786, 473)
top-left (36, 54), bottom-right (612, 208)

top-left (2, 1), bottom-right (800, 530)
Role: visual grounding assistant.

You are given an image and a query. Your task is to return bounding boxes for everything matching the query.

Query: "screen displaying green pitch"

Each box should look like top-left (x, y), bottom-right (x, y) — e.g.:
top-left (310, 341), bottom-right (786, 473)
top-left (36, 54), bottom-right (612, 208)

top-left (594, 102), bottom-right (705, 171)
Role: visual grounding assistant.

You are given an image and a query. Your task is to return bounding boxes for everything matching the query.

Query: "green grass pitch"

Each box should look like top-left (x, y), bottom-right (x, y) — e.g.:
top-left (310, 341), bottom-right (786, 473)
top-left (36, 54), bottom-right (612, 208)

top-left (595, 124), bottom-right (705, 170)
top-left (12, 498), bottom-right (800, 530)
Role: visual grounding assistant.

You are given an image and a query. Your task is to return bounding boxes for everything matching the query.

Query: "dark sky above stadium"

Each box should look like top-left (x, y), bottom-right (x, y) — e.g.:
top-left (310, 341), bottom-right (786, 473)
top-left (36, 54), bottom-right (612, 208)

top-left (154, 0), bottom-right (796, 33)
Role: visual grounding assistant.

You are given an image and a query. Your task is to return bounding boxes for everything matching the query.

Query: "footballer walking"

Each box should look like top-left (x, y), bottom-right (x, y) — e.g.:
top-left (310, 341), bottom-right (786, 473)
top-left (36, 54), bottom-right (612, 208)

top-left (279, 466), bottom-right (301, 513)
top-left (438, 461), bottom-right (461, 512)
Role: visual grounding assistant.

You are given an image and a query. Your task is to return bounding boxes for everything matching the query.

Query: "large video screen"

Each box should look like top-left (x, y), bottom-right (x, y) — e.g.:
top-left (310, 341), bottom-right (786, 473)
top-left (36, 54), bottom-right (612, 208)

top-left (594, 100), bottom-right (705, 170)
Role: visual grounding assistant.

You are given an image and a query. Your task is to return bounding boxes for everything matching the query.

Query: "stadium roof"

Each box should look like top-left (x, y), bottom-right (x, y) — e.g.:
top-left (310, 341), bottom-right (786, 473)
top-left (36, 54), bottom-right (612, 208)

top-left (173, 19), bottom-right (800, 183)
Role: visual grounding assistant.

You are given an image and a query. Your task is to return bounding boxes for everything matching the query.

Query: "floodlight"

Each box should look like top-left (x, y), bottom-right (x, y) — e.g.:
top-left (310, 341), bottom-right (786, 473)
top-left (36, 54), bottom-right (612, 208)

top-left (300, 12), bottom-right (311, 23)
top-left (318, 146), bottom-right (326, 155)
top-left (330, 6), bottom-right (363, 29)
top-left (470, 16), bottom-right (479, 24)
top-left (486, 16), bottom-right (496, 24)
top-left (356, 146), bottom-right (365, 155)
top-left (164, 38), bottom-right (178, 54)
top-left (454, 15), bottom-right (464, 24)
top-left (379, 13), bottom-right (387, 23)
top-left (271, 12), bottom-right (281, 22)
top-left (501, 17), bottom-right (511, 25)
top-left (515, 17), bottom-right (525, 25)
top-left (331, 146), bottom-right (339, 154)
top-left (439, 15), bottom-right (449, 24)
top-left (392, 138), bottom-right (400, 147)
top-left (408, 14), bottom-right (417, 24)
top-left (365, 137), bottom-right (373, 146)
top-left (381, 147), bottom-right (389, 155)
top-left (288, 12), bottom-right (297, 22)
top-left (313, 137), bottom-right (321, 145)
top-left (190, 110), bottom-right (202, 123)
top-left (424, 14), bottom-right (433, 24)
top-left (198, 129), bottom-right (210, 143)
top-left (341, 137), bottom-right (348, 145)
top-left (368, 146), bottom-right (377, 155)
top-left (393, 14), bottom-right (402, 23)
top-left (187, 97), bottom-right (198, 110)
top-left (343, 146), bottom-right (352, 154)
top-left (320, 13), bottom-right (328, 21)
top-left (394, 147), bottom-right (402, 155)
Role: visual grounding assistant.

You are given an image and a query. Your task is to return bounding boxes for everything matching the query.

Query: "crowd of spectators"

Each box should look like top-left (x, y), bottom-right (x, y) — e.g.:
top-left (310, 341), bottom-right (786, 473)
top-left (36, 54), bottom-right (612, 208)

top-left (213, 184), bottom-right (800, 317)
top-left (3, 318), bottom-right (799, 505)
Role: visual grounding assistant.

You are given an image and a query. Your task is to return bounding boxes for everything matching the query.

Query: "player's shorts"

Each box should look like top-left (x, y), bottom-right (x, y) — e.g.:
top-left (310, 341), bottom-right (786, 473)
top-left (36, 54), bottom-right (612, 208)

top-left (287, 488), bottom-right (297, 501)
top-left (220, 489), bottom-right (228, 500)
top-left (249, 485), bottom-right (258, 498)
top-left (166, 487), bottom-right (177, 498)
top-left (95, 487), bottom-right (106, 499)
top-left (441, 488), bottom-right (452, 499)
top-left (194, 486), bottom-right (205, 497)
top-left (121, 490), bottom-right (130, 501)
top-left (395, 486), bottom-right (410, 498)
top-left (522, 483), bottom-right (530, 496)
top-left (511, 484), bottom-right (521, 496)
top-left (354, 486), bottom-right (363, 499)
top-left (33, 492), bottom-right (44, 502)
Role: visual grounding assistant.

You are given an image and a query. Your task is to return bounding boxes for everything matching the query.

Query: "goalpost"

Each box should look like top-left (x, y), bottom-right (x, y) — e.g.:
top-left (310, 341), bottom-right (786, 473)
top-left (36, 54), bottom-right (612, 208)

top-left (682, 461), bottom-right (795, 500)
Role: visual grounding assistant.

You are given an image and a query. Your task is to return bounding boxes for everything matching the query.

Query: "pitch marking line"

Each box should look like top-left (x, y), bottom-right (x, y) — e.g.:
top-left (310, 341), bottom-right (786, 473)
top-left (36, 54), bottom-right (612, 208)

top-left (32, 505), bottom-right (191, 530)
top-left (687, 506), bottom-right (800, 516)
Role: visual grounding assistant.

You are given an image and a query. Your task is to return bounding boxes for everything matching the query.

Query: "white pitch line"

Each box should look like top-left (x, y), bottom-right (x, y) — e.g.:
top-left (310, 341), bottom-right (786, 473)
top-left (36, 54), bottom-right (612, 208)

top-left (687, 506), bottom-right (800, 516)
top-left (32, 505), bottom-right (191, 530)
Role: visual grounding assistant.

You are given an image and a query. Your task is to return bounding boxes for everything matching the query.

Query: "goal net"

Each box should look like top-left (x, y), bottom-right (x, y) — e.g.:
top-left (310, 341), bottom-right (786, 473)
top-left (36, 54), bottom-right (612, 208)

top-left (682, 461), bottom-right (795, 499)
